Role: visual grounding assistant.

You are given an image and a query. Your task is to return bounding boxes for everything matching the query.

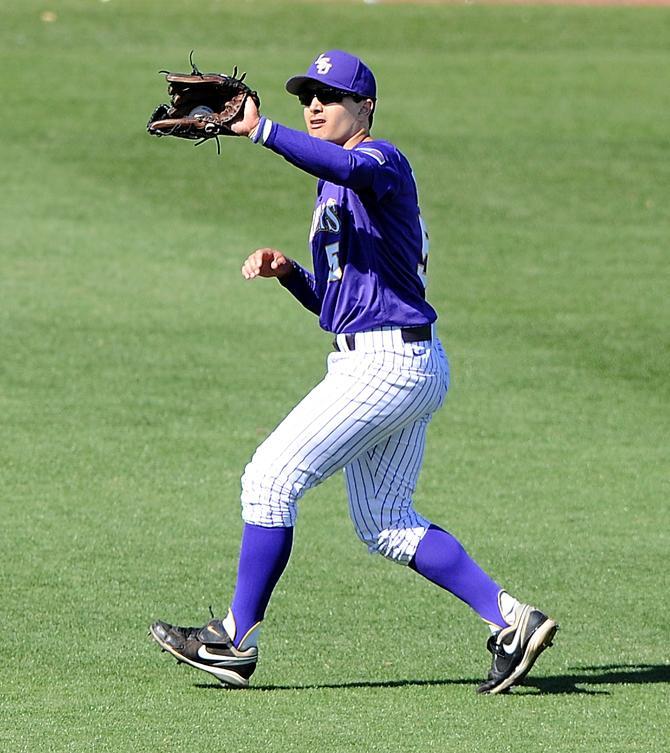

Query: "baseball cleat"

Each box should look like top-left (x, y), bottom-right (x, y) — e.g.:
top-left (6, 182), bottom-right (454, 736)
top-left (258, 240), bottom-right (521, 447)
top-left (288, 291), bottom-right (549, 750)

top-left (477, 604), bottom-right (558, 694)
top-left (149, 617), bottom-right (257, 688)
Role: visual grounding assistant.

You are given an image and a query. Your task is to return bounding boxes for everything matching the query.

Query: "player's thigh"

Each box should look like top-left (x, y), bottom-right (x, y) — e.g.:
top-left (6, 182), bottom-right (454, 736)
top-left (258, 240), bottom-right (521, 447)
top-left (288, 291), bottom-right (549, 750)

top-left (245, 355), bottom-right (441, 492)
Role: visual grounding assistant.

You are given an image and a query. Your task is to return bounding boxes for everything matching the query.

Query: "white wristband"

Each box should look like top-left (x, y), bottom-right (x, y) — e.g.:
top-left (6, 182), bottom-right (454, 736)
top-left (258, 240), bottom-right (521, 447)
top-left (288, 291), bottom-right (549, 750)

top-left (250, 117), bottom-right (273, 145)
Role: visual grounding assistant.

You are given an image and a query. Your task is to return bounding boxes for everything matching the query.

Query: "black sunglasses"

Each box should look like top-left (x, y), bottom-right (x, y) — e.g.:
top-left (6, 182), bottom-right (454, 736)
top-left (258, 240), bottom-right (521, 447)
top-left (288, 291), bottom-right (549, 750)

top-left (298, 87), bottom-right (362, 107)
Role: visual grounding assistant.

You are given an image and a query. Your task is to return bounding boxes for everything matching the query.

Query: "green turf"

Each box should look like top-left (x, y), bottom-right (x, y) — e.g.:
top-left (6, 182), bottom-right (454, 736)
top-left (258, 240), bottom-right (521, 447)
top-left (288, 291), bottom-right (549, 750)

top-left (1, 1), bottom-right (668, 751)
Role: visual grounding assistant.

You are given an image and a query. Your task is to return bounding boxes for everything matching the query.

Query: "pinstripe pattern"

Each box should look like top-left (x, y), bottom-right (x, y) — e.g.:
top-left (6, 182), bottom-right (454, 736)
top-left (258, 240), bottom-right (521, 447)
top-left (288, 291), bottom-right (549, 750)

top-left (241, 328), bottom-right (449, 561)
top-left (344, 418), bottom-right (431, 562)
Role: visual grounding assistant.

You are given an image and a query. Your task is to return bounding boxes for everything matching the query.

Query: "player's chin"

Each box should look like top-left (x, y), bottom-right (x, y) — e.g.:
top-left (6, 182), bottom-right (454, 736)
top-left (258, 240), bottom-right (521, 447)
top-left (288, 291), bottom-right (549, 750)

top-left (307, 122), bottom-right (331, 139)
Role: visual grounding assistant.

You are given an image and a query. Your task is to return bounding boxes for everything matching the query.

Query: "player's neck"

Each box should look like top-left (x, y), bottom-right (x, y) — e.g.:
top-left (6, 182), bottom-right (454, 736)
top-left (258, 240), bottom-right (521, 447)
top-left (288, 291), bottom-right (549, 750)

top-left (343, 129), bottom-right (372, 150)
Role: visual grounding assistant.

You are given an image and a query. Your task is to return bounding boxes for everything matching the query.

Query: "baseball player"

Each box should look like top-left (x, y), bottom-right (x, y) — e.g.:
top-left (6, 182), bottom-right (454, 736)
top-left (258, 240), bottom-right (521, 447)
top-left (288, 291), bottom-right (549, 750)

top-left (150, 50), bottom-right (557, 695)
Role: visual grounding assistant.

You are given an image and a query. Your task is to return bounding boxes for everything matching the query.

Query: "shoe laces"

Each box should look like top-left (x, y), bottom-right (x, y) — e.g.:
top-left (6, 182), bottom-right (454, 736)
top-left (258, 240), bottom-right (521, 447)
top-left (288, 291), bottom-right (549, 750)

top-left (178, 625), bottom-right (205, 640)
top-left (181, 607), bottom-right (218, 640)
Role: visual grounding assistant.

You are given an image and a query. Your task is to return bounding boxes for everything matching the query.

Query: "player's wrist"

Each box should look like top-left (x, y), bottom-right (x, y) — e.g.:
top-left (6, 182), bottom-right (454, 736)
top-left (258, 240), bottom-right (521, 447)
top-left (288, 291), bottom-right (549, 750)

top-left (247, 118), bottom-right (262, 140)
top-left (275, 259), bottom-right (297, 283)
top-left (249, 117), bottom-right (274, 145)
top-left (274, 260), bottom-right (294, 279)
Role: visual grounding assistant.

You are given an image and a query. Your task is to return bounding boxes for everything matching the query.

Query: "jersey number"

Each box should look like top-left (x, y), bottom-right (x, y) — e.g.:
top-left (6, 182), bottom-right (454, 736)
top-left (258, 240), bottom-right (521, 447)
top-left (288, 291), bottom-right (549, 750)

top-left (326, 242), bottom-right (343, 282)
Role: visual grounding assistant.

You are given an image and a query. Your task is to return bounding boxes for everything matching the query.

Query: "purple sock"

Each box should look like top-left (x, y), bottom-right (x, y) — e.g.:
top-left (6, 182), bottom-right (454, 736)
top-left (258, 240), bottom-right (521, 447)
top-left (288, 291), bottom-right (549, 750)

top-left (409, 525), bottom-right (506, 627)
top-left (230, 523), bottom-right (293, 646)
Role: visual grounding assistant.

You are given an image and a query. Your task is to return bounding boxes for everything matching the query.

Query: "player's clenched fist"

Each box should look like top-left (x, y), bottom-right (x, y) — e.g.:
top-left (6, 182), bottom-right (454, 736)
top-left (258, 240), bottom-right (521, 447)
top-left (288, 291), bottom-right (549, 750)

top-left (241, 248), bottom-right (293, 280)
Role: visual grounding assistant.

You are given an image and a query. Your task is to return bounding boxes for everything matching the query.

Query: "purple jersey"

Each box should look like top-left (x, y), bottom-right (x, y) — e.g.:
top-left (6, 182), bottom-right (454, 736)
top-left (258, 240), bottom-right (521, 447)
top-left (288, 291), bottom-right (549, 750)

top-left (252, 118), bottom-right (437, 334)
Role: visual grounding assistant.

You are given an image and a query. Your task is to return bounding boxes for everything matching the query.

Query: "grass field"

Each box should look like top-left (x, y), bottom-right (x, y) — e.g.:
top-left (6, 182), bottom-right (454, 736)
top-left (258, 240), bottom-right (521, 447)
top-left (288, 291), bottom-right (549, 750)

top-left (1, 1), bottom-right (669, 751)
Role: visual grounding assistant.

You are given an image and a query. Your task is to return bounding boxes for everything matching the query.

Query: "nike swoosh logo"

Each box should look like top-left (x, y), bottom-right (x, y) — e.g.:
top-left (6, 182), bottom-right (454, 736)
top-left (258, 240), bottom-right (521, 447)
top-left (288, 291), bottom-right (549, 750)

top-left (197, 645), bottom-right (255, 665)
top-left (502, 629), bottom-right (522, 656)
top-left (502, 607), bottom-right (530, 655)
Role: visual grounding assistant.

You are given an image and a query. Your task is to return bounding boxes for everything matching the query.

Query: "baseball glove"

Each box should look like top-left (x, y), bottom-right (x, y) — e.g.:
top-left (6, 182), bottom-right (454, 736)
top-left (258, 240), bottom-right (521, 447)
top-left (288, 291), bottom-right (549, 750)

top-left (147, 52), bottom-right (260, 149)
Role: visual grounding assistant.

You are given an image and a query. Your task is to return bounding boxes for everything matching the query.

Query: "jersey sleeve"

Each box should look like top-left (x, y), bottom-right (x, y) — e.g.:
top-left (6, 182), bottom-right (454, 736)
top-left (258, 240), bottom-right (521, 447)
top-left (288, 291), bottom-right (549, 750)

top-left (251, 117), bottom-right (400, 200)
top-left (277, 260), bottom-right (322, 315)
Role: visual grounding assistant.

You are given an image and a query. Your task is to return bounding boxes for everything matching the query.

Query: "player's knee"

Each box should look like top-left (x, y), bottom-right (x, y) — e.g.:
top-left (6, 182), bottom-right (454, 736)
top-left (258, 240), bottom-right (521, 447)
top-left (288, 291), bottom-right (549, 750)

top-left (354, 523), bottom-right (428, 565)
top-left (240, 455), bottom-right (304, 527)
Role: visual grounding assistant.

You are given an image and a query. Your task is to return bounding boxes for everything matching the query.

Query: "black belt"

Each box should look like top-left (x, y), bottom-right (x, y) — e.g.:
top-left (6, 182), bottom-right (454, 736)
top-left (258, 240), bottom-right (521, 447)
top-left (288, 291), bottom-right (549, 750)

top-left (333, 324), bottom-right (432, 352)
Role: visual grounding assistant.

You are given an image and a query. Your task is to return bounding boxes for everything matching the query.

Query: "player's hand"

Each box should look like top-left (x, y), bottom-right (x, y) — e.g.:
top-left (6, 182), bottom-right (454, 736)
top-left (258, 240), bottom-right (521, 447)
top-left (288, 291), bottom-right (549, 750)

top-left (241, 248), bottom-right (293, 280)
top-left (231, 96), bottom-right (261, 137)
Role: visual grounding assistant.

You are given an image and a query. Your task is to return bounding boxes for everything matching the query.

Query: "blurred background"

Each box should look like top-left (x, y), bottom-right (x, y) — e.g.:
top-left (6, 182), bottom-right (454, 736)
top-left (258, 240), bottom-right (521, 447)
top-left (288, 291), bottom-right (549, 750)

top-left (1, 2), bottom-right (668, 751)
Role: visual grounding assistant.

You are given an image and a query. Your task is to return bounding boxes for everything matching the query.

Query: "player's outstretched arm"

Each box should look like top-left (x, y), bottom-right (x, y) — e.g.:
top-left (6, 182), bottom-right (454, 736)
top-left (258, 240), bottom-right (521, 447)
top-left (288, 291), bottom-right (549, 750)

top-left (241, 248), bottom-right (293, 280)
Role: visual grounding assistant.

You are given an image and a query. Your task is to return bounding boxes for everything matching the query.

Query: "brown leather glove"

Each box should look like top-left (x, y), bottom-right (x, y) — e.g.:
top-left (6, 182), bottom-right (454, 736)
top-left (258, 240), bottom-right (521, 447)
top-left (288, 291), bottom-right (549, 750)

top-left (147, 52), bottom-right (260, 146)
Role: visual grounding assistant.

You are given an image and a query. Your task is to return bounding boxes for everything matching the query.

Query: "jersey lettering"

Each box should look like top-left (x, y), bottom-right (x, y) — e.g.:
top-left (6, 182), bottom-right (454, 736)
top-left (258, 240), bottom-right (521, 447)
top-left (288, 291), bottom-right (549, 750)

top-left (310, 198), bottom-right (341, 241)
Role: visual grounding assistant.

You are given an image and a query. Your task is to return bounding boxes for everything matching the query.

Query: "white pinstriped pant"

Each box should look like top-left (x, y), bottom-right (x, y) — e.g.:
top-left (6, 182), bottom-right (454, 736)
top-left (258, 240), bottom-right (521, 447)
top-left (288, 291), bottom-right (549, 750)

top-left (240, 327), bottom-right (450, 563)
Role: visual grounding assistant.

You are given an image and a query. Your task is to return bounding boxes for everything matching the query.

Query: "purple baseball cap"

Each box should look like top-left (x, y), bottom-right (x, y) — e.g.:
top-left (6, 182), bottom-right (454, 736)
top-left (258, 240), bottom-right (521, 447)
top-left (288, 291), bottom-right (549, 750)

top-left (285, 50), bottom-right (377, 99)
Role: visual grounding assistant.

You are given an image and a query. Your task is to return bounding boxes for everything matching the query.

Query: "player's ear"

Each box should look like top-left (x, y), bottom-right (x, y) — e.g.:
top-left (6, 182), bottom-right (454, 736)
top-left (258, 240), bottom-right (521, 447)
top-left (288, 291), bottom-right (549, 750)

top-left (358, 99), bottom-right (374, 127)
top-left (359, 99), bottom-right (374, 118)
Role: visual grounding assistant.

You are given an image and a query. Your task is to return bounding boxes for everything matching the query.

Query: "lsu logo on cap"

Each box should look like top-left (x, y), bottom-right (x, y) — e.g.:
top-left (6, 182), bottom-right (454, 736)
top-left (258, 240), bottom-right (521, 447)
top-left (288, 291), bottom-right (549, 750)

top-left (315, 54), bottom-right (333, 75)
